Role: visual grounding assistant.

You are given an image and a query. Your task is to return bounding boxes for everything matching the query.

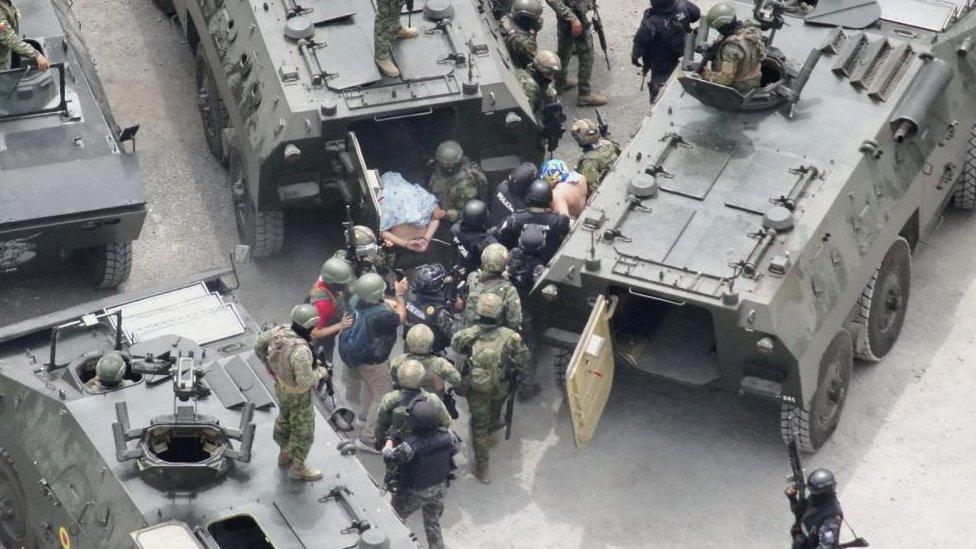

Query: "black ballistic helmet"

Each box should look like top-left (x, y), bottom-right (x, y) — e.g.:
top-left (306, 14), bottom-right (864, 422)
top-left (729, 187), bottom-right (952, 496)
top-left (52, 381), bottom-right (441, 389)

top-left (461, 199), bottom-right (489, 229)
top-left (413, 263), bottom-right (448, 294)
top-left (651, 0), bottom-right (676, 9)
top-left (410, 399), bottom-right (441, 435)
top-left (509, 162), bottom-right (538, 196)
top-left (525, 179), bottom-right (552, 207)
top-left (518, 225), bottom-right (546, 254)
top-left (807, 469), bottom-right (837, 495)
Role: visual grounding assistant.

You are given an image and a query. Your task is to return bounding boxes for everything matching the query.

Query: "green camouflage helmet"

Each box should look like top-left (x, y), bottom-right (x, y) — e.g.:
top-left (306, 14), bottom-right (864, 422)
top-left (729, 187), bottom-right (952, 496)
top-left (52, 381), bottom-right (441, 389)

top-left (397, 359), bottom-right (425, 389)
top-left (355, 272), bottom-right (387, 303)
top-left (406, 324), bottom-right (435, 354)
top-left (531, 50), bottom-right (561, 80)
top-left (480, 243), bottom-right (509, 274)
top-left (512, 0), bottom-right (544, 26)
top-left (291, 303), bottom-right (320, 329)
top-left (435, 140), bottom-right (463, 168)
top-left (320, 257), bottom-right (354, 285)
top-left (476, 292), bottom-right (504, 320)
top-left (571, 118), bottom-right (601, 146)
top-left (96, 352), bottom-right (126, 385)
top-left (706, 3), bottom-right (736, 29)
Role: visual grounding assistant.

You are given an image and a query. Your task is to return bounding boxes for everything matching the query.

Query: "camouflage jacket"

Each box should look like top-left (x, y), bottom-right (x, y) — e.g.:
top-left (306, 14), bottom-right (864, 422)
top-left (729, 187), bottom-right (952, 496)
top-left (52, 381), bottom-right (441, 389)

top-left (500, 15), bottom-right (537, 69)
top-left (576, 138), bottom-right (621, 195)
top-left (515, 68), bottom-right (557, 116)
top-left (463, 270), bottom-right (522, 330)
top-left (1, 0), bottom-right (36, 70)
top-left (374, 388), bottom-right (452, 443)
top-left (428, 157), bottom-right (488, 222)
top-left (254, 325), bottom-right (324, 391)
top-left (706, 26), bottom-right (764, 91)
top-left (545, 0), bottom-right (593, 25)
top-left (451, 324), bottom-right (531, 397)
top-left (390, 352), bottom-right (462, 393)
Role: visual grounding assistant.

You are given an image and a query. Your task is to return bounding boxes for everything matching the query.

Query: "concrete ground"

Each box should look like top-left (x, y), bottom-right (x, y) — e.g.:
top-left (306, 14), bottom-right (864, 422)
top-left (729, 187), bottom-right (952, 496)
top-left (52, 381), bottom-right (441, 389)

top-left (2, 0), bottom-right (973, 547)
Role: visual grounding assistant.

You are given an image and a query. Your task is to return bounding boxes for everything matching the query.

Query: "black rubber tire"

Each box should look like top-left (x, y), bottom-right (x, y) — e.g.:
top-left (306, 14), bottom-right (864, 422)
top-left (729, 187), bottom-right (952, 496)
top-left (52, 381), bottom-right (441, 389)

top-left (91, 241), bottom-right (134, 288)
top-left (780, 330), bottom-right (853, 453)
top-left (0, 448), bottom-right (34, 549)
top-left (231, 151), bottom-right (284, 257)
top-left (152, 0), bottom-right (176, 15)
top-left (854, 237), bottom-right (912, 361)
top-left (953, 118), bottom-right (976, 210)
top-left (195, 48), bottom-right (229, 166)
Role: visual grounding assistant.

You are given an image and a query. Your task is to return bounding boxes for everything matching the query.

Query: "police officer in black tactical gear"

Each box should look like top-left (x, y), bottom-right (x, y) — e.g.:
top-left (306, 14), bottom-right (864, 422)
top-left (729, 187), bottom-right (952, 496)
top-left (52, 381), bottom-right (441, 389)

top-left (452, 199), bottom-right (498, 275)
top-left (507, 225), bottom-right (548, 301)
top-left (384, 399), bottom-right (460, 549)
top-left (632, 0), bottom-right (701, 104)
top-left (488, 162), bottom-right (537, 229)
top-left (494, 179), bottom-right (571, 264)
top-left (404, 263), bottom-right (457, 355)
top-left (786, 469), bottom-right (846, 549)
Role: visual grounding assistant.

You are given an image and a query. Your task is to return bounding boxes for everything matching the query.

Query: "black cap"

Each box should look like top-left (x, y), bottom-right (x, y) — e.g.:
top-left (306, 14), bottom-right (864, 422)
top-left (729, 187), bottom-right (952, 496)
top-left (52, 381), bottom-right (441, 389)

top-left (461, 199), bottom-right (489, 229)
top-left (509, 162), bottom-right (538, 196)
top-left (525, 179), bottom-right (552, 207)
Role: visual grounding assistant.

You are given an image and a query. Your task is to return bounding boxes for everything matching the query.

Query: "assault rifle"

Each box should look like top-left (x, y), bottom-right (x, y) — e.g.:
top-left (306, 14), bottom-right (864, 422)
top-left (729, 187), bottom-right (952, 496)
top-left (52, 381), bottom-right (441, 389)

top-left (312, 351), bottom-right (338, 408)
top-left (595, 108), bottom-right (609, 138)
top-left (504, 368), bottom-right (520, 439)
top-left (342, 205), bottom-right (364, 276)
top-left (541, 100), bottom-right (567, 156)
top-left (591, 2), bottom-right (610, 70)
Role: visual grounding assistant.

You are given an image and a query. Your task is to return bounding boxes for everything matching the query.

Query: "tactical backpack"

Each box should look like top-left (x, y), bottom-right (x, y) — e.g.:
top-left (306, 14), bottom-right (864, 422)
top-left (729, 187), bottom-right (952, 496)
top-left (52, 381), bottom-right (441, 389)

top-left (338, 302), bottom-right (395, 367)
top-left (266, 327), bottom-right (304, 385)
top-left (466, 331), bottom-right (504, 394)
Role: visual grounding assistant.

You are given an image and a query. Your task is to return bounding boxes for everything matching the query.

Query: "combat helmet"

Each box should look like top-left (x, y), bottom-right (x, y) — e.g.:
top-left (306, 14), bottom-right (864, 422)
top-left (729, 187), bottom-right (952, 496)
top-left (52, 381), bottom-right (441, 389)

top-left (406, 324), bottom-right (436, 354)
top-left (480, 243), bottom-right (509, 274)
top-left (355, 272), bottom-right (387, 303)
top-left (571, 119), bottom-right (601, 146)
top-left (511, 0), bottom-right (544, 31)
top-left (291, 303), bottom-right (320, 329)
top-left (96, 352), bottom-right (126, 386)
top-left (435, 140), bottom-right (464, 169)
top-left (413, 263), bottom-right (448, 294)
top-left (477, 293), bottom-right (504, 321)
top-left (397, 359), bottom-right (426, 389)
top-left (409, 399), bottom-right (441, 435)
top-left (508, 162), bottom-right (537, 196)
top-left (518, 225), bottom-right (546, 254)
top-left (706, 3), bottom-right (737, 30)
top-left (461, 199), bottom-right (489, 230)
top-left (531, 50), bottom-right (561, 81)
top-left (320, 257), bottom-right (354, 285)
top-left (352, 225), bottom-right (379, 260)
top-left (807, 469), bottom-right (837, 495)
top-left (525, 179), bottom-right (553, 207)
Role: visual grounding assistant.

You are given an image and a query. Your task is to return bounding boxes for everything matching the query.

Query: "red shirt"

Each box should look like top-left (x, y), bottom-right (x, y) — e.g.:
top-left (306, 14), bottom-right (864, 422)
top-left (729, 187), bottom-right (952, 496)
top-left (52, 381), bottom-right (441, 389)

top-left (310, 280), bottom-right (338, 329)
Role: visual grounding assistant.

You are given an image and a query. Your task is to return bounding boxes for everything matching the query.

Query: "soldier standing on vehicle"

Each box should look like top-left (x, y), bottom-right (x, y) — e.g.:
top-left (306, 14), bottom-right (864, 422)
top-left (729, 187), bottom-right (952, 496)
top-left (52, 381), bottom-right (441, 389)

top-left (462, 244), bottom-right (522, 331)
top-left (500, 0), bottom-right (544, 69)
top-left (631, 0), bottom-right (701, 104)
top-left (1, 0), bottom-right (52, 71)
top-left (786, 469), bottom-right (848, 549)
top-left (572, 118), bottom-right (620, 195)
top-left (494, 180), bottom-right (571, 264)
top-left (378, 362), bottom-right (459, 549)
top-left (85, 352), bottom-right (126, 391)
top-left (308, 257), bottom-right (355, 365)
top-left (254, 304), bottom-right (329, 481)
top-left (545, 0), bottom-right (608, 106)
top-left (699, 2), bottom-right (764, 93)
top-left (373, 0), bottom-right (420, 78)
top-left (488, 162), bottom-right (537, 229)
top-left (452, 200), bottom-right (498, 276)
top-left (428, 140), bottom-right (488, 224)
top-left (452, 294), bottom-right (532, 484)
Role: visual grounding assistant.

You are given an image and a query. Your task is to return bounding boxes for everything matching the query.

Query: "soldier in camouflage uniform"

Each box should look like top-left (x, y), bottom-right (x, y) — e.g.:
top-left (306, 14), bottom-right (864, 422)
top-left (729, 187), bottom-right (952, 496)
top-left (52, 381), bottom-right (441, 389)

top-left (452, 293), bottom-right (532, 484)
top-left (545, 0), bottom-right (608, 106)
top-left (515, 50), bottom-right (560, 117)
top-left (374, 360), bottom-right (453, 445)
top-left (85, 352), bottom-right (126, 392)
top-left (500, 0), bottom-right (543, 70)
top-left (1, 0), bottom-right (51, 71)
top-left (462, 243), bottom-right (522, 331)
top-left (700, 3), bottom-right (764, 93)
top-left (373, 0), bottom-right (420, 78)
top-left (390, 325), bottom-right (462, 396)
top-left (428, 140), bottom-right (488, 224)
top-left (254, 304), bottom-right (328, 481)
top-left (571, 118), bottom-right (620, 195)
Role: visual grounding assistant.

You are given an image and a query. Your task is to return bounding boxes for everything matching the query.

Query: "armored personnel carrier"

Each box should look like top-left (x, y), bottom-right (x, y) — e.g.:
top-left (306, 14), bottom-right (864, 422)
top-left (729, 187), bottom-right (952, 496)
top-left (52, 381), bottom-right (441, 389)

top-left (542, 0), bottom-right (976, 452)
top-left (166, 0), bottom-right (541, 256)
top-left (0, 269), bottom-right (416, 548)
top-left (0, 0), bottom-right (145, 287)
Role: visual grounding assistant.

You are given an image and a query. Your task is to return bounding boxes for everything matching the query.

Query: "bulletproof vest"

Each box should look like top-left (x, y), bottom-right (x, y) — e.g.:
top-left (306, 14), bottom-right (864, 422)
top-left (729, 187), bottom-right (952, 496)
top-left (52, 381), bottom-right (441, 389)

top-left (309, 282), bottom-right (345, 323)
top-left (800, 494), bottom-right (843, 542)
top-left (506, 209), bottom-right (568, 263)
top-left (718, 26), bottom-right (764, 86)
top-left (400, 428), bottom-right (455, 490)
top-left (389, 389), bottom-right (426, 440)
top-left (508, 247), bottom-right (546, 297)
top-left (452, 224), bottom-right (495, 272)
top-left (488, 181), bottom-right (528, 229)
top-left (266, 327), bottom-right (305, 386)
top-left (641, 5), bottom-right (692, 60)
top-left (405, 289), bottom-right (453, 352)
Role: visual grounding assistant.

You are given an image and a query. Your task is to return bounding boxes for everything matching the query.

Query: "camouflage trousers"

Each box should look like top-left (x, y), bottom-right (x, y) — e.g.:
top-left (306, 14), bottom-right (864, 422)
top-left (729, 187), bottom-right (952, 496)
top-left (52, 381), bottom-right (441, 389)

top-left (273, 385), bottom-right (315, 464)
top-left (373, 0), bottom-right (406, 61)
top-left (392, 482), bottom-right (448, 549)
top-left (555, 22), bottom-right (595, 94)
top-left (467, 392), bottom-right (507, 467)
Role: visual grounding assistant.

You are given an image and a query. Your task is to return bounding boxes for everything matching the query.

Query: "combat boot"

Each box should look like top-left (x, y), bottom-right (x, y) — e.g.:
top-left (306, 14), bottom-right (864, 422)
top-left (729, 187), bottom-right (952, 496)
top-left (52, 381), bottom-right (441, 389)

top-left (277, 450), bottom-right (292, 467)
top-left (289, 463), bottom-right (324, 481)
top-left (577, 92), bottom-right (608, 106)
top-left (396, 27), bottom-right (419, 39)
top-left (375, 57), bottom-right (400, 78)
top-left (473, 462), bottom-right (491, 484)
top-left (555, 76), bottom-right (578, 92)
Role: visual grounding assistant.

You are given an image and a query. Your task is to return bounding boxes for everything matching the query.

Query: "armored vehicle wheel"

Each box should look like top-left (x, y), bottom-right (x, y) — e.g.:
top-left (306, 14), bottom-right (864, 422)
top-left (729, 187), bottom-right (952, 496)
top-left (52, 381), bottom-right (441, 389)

top-left (195, 49), bottom-right (229, 166)
top-left (231, 151), bottom-right (284, 257)
top-left (0, 448), bottom-right (34, 549)
top-left (152, 0), bottom-right (176, 15)
top-left (90, 241), bottom-right (134, 288)
top-left (952, 120), bottom-right (976, 210)
top-left (854, 237), bottom-right (912, 361)
top-left (780, 330), bottom-right (853, 453)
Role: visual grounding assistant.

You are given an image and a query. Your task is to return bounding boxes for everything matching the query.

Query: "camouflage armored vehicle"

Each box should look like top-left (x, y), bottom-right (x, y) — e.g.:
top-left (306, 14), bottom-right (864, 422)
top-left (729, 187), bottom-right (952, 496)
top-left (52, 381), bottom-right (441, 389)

top-left (0, 0), bottom-right (145, 287)
top-left (542, 0), bottom-right (976, 452)
top-left (0, 269), bottom-right (416, 548)
top-left (164, 0), bottom-right (542, 256)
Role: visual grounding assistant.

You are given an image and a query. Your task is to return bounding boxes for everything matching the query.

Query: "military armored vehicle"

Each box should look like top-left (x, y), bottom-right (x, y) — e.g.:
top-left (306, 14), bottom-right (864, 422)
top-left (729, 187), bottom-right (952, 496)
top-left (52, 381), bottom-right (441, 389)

top-left (0, 269), bottom-right (416, 548)
top-left (164, 0), bottom-right (542, 257)
top-left (541, 0), bottom-right (976, 452)
top-left (0, 0), bottom-right (145, 287)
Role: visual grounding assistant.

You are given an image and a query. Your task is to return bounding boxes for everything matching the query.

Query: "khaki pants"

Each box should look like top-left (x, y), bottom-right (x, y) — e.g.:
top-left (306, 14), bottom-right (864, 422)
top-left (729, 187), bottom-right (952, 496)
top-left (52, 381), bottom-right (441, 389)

top-left (350, 360), bottom-right (392, 444)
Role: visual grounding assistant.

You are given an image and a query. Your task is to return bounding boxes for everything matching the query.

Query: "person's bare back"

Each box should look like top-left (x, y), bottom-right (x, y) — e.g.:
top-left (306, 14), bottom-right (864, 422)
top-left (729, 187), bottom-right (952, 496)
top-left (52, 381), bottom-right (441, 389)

top-left (551, 171), bottom-right (588, 219)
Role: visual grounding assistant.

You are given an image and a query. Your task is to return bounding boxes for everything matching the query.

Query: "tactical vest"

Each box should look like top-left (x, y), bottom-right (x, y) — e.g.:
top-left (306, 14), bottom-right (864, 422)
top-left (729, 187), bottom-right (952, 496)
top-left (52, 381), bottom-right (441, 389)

top-left (400, 428), bottom-right (455, 490)
top-left (720, 27), bottom-right (763, 88)
top-left (389, 389), bottom-right (427, 439)
top-left (266, 327), bottom-right (305, 386)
